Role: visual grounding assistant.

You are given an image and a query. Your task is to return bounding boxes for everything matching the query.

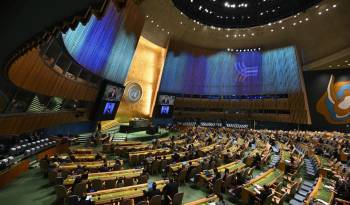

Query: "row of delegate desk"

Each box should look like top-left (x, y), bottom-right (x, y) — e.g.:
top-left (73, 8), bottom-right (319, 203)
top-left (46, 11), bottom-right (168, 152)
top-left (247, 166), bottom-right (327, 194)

top-left (87, 180), bottom-right (168, 205)
top-left (63, 169), bottom-right (144, 186)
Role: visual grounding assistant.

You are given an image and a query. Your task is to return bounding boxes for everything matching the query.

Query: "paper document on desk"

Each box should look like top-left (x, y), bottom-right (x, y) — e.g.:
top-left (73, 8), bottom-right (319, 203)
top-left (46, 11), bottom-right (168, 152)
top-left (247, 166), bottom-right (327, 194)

top-left (315, 199), bottom-right (329, 205)
top-left (253, 188), bottom-right (261, 194)
top-left (254, 184), bottom-right (263, 190)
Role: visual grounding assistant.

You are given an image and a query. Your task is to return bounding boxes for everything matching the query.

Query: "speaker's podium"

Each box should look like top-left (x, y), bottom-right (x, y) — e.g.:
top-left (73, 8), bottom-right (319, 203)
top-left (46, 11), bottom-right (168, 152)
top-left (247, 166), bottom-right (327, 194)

top-left (119, 118), bottom-right (155, 133)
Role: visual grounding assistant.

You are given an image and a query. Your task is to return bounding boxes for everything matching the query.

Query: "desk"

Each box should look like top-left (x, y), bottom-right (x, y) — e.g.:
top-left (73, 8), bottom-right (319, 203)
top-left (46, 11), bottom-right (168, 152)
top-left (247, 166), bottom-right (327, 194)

top-left (58, 160), bottom-right (123, 172)
top-left (88, 180), bottom-right (168, 205)
top-left (244, 148), bottom-right (265, 166)
top-left (63, 169), bottom-right (143, 186)
top-left (242, 168), bottom-right (283, 203)
top-left (183, 195), bottom-right (219, 205)
top-left (114, 141), bottom-right (142, 146)
top-left (115, 144), bottom-right (153, 156)
top-left (168, 157), bottom-right (208, 173)
top-left (71, 148), bottom-right (94, 154)
top-left (199, 161), bottom-right (246, 183)
top-left (306, 177), bottom-right (334, 205)
top-left (278, 150), bottom-right (291, 171)
top-left (316, 155), bottom-right (333, 177)
top-left (199, 143), bottom-right (218, 156)
top-left (52, 154), bottom-right (106, 162)
top-left (129, 148), bottom-right (170, 158)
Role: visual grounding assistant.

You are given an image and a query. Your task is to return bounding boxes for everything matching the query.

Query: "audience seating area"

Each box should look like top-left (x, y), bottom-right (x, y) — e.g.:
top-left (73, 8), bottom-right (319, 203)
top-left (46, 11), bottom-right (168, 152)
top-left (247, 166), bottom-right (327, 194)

top-left (28, 125), bottom-right (349, 205)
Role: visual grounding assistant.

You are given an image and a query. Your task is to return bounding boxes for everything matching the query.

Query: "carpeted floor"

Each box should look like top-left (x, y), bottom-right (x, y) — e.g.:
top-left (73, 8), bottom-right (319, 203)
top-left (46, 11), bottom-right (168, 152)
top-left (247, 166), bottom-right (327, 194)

top-left (0, 168), bottom-right (56, 205)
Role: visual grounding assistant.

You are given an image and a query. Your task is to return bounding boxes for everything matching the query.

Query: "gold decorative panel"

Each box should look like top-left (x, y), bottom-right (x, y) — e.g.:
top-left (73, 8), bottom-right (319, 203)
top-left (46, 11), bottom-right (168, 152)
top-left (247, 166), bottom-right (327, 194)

top-left (114, 36), bottom-right (168, 123)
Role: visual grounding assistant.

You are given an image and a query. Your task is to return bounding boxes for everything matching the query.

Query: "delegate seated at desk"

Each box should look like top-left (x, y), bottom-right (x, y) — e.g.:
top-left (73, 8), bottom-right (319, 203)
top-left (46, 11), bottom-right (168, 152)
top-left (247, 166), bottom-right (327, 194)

top-left (143, 182), bottom-right (162, 199)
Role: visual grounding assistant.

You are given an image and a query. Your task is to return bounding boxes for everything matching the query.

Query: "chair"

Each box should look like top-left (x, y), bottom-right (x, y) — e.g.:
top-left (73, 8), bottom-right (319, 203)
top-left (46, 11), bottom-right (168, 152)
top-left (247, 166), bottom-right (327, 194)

top-left (171, 192), bottom-right (184, 205)
top-left (213, 179), bottom-right (223, 195)
top-left (66, 195), bottom-right (79, 205)
top-left (272, 192), bottom-right (287, 205)
top-left (55, 185), bottom-right (68, 201)
top-left (151, 160), bottom-right (161, 175)
top-left (124, 177), bottom-right (134, 186)
top-left (224, 174), bottom-right (233, 192)
top-left (188, 167), bottom-right (199, 182)
top-left (113, 163), bottom-right (121, 171)
top-left (138, 175), bottom-right (148, 184)
top-left (130, 155), bottom-right (138, 166)
top-left (104, 179), bottom-right (116, 189)
top-left (92, 179), bottom-right (103, 191)
top-left (149, 195), bottom-right (162, 205)
top-left (73, 182), bottom-right (86, 197)
top-left (177, 169), bottom-right (187, 185)
top-left (263, 193), bottom-right (274, 205)
top-left (48, 169), bottom-right (58, 184)
top-left (62, 170), bottom-right (70, 179)
top-left (161, 159), bottom-right (168, 171)
top-left (120, 199), bottom-right (134, 205)
top-left (39, 160), bottom-right (49, 174)
top-left (136, 201), bottom-right (148, 205)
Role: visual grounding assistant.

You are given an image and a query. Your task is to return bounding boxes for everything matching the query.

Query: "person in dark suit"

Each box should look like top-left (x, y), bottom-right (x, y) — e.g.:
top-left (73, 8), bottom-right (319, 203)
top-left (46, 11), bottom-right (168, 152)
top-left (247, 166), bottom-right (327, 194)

top-left (144, 182), bottom-right (161, 199)
top-left (163, 178), bottom-right (179, 204)
top-left (258, 185), bottom-right (272, 203)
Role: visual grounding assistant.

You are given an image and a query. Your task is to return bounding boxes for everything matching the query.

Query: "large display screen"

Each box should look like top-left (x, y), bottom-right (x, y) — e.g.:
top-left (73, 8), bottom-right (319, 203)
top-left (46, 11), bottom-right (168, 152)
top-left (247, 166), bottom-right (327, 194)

top-left (95, 83), bottom-right (124, 121)
top-left (159, 46), bottom-right (301, 96)
top-left (103, 85), bottom-right (124, 102)
top-left (158, 95), bottom-right (175, 105)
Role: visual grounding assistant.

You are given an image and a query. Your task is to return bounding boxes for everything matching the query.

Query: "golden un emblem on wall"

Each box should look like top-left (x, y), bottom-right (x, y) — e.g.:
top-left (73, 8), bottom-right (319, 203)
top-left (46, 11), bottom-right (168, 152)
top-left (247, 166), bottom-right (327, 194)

top-left (125, 83), bottom-right (142, 103)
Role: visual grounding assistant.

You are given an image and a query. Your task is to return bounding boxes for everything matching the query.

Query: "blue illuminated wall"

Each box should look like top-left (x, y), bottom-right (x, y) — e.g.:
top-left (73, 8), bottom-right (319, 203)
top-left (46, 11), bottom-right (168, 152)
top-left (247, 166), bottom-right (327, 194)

top-left (160, 46), bottom-right (301, 95)
top-left (62, 2), bottom-right (140, 84)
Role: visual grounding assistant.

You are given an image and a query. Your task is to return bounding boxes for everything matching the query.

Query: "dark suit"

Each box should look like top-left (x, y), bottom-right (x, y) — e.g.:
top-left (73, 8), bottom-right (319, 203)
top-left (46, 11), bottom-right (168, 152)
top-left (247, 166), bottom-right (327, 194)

top-left (163, 182), bottom-right (179, 198)
top-left (144, 188), bottom-right (161, 199)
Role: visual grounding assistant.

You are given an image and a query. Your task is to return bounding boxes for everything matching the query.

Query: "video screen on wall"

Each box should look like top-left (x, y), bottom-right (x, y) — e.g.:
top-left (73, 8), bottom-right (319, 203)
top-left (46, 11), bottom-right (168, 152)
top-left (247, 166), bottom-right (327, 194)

top-left (157, 105), bottom-right (174, 118)
top-left (158, 95), bottom-right (175, 105)
top-left (103, 85), bottom-right (124, 102)
top-left (153, 95), bottom-right (175, 118)
top-left (95, 83), bottom-right (124, 121)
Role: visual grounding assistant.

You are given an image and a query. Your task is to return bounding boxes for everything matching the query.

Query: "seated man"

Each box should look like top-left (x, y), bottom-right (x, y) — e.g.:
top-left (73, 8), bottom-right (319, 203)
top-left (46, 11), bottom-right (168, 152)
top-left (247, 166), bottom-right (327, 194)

top-left (143, 182), bottom-right (162, 199)
top-left (253, 153), bottom-right (262, 168)
top-left (99, 163), bottom-right (109, 172)
top-left (163, 178), bottom-right (179, 203)
top-left (257, 185), bottom-right (273, 204)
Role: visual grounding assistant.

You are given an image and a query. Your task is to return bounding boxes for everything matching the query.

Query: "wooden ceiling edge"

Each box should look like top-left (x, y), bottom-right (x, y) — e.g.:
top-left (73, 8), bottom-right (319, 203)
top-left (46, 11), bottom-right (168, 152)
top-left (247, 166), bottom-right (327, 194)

top-left (303, 46), bottom-right (350, 70)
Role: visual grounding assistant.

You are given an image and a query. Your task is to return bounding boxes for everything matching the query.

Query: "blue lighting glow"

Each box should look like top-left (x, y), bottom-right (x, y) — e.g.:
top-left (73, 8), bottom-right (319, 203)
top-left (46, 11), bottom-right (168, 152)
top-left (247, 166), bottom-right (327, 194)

top-left (160, 46), bottom-right (301, 95)
top-left (62, 2), bottom-right (138, 84)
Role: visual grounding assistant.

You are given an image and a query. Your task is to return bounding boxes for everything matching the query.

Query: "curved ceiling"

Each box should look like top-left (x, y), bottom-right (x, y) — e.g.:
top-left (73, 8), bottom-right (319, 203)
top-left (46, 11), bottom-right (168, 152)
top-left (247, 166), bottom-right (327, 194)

top-left (139, 0), bottom-right (350, 68)
top-left (172, 0), bottom-right (321, 28)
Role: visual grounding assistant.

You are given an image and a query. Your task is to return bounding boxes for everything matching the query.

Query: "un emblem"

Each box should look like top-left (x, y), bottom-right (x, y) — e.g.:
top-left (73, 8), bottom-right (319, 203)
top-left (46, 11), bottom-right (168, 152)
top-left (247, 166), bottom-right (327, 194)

top-left (126, 83), bottom-right (142, 103)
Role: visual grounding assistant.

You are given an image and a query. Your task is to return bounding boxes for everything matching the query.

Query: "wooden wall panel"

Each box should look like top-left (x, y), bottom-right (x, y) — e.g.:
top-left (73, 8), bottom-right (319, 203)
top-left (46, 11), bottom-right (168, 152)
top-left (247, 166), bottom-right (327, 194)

top-left (8, 48), bottom-right (98, 101)
top-left (174, 93), bottom-right (309, 124)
